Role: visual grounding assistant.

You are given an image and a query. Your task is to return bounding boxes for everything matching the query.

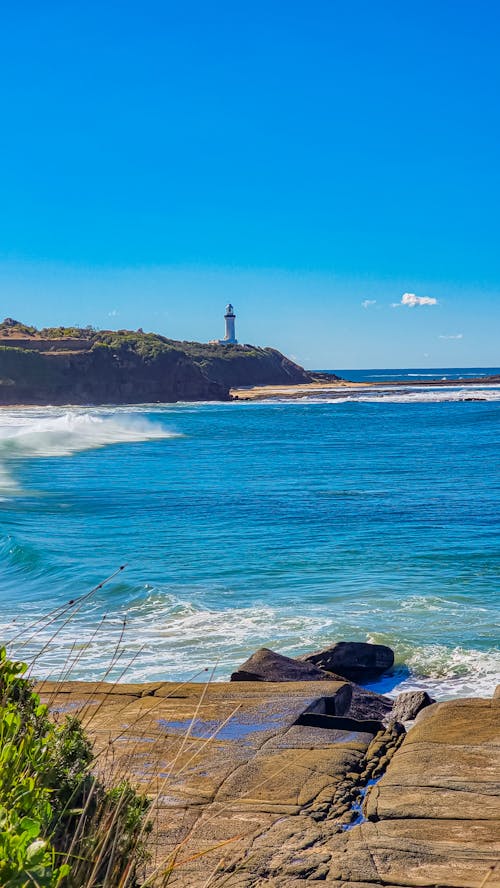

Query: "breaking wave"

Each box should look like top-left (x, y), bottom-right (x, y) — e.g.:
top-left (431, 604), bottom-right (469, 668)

top-left (0, 410), bottom-right (180, 494)
top-left (389, 644), bottom-right (500, 700)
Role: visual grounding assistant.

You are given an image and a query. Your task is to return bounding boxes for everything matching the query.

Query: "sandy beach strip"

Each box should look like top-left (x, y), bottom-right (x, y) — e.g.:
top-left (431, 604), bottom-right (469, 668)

top-left (231, 380), bottom-right (368, 400)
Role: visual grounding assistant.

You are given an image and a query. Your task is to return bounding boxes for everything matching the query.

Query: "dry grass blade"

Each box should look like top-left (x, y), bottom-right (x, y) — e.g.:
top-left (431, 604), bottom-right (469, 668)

top-left (55, 778), bottom-right (99, 885)
top-left (139, 834), bottom-right (245, 888)
top-left (84, 785), bottom-right (130, 887)
top-left (11, 564), bottom-right (126, 648)
top-left (479, 863), bottom-right (499, 888)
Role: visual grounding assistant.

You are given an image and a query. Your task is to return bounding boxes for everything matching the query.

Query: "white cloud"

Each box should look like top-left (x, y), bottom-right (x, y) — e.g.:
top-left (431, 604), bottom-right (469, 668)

top-left (399, 292), bottom-right (438, 307)
top-left (108, 309), bottom-right (119, 317)
top-left (439, 333), bottom-right (463, 340)
top-left (361, 299), bottom-right (376, 309)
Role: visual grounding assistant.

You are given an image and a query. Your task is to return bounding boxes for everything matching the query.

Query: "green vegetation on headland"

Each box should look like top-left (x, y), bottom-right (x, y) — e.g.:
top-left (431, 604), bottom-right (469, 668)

top-left (0, 647), bottom-right (150, 887)
top-left (0, 319), bottom-right (320, 405)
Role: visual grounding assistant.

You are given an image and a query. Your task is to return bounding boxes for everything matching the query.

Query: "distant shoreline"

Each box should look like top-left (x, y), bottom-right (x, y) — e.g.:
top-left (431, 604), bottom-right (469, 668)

top-left (231, 374), bottom-right (500, 400)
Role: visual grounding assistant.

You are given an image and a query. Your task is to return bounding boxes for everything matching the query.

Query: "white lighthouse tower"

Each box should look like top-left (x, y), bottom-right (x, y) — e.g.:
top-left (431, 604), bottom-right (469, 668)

top-left (222, 304), bottom-right (237, 344)
top-left (209, 304), bottom-right (239, 345)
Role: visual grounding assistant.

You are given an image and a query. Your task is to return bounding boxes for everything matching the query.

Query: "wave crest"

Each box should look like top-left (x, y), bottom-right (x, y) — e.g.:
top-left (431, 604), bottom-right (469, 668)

top-left (0, 412), bottom-right (179, 458)
top-left (0, 410), bottom-right (180, 494)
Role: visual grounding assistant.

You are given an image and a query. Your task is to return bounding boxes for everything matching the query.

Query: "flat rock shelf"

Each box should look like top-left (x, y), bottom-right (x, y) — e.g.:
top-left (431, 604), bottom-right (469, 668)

top-left (37, 680), bottom-right (500, 887)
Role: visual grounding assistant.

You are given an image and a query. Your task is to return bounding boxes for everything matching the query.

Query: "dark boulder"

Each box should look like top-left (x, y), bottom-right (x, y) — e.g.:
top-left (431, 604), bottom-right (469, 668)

top-left (230, 647), bottom-right (345, 683)
top-left (390, 689), bottom-right (435, 722)
top-left (299, 641), bottom-right (394, 682)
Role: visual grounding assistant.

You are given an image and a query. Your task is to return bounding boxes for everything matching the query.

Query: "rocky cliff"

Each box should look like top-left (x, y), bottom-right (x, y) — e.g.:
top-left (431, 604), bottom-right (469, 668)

top-left (0, 321), bottom-right (317, 405)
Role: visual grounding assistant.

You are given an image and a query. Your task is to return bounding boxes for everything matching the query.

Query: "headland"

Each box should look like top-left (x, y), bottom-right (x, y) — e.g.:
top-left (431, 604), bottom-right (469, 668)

top-left (0, 318), bottom-right (324, 406)
top-left (1, 319), bottom-right (497, 406)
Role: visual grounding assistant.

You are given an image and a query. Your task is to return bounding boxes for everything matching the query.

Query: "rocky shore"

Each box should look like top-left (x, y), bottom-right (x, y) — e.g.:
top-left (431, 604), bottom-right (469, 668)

top-left (38, 640), bottom-right (500, 887)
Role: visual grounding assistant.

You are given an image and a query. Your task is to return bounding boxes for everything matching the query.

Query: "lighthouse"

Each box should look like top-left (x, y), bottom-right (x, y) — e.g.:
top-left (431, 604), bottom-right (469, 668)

top-left (208, 304), bottom-right (239, 345)
top-left (222, 304), bottom-right (237, 344)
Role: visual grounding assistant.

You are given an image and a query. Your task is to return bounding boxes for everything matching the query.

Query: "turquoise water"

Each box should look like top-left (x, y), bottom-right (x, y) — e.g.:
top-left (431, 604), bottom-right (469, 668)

top-left (0, 375), bottom-right (499, 699)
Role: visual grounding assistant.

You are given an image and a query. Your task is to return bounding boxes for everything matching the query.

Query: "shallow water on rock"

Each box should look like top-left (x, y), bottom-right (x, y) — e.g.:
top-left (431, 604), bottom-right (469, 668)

top-left (342, 777), bottom-right (382, 831)
top-left (158, 714), bottom-right (284, 741)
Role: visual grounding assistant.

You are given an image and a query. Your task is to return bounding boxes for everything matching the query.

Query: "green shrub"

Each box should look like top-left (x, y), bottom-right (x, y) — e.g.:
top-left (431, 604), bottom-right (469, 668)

top-left (0, 648), bottom-right (150, 887)
top-left (0, 653), bottom-right (68, 887)
top-left (39, 326), bottom-right (96, 340)
top-left (0, 319), bottom-right (37, 337)
top-left (92, 332), bottom-right (175, 362)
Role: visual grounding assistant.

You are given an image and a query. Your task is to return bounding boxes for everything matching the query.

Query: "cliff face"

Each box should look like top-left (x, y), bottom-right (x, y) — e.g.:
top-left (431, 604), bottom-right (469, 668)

top-left (0, 344), bottom-right (227, 405)
top-left (179, 341), bottom-right (313, 388)
top-left (0, 325), bottom-right (315, 405)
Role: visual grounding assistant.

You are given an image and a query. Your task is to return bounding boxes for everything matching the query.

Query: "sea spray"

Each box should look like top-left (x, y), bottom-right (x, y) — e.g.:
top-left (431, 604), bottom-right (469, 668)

top-left (0, 410), bottom-right (181, 494)
top-left (0, 410), bottom-right (180, 457)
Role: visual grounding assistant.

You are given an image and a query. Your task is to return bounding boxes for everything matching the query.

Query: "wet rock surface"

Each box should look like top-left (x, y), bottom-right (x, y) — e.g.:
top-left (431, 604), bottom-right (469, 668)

top-left (38, 680), bottom-right (500, 887)
top-left (231, 646), bottom-right (395, 725)
top-left (299, 641), bottom-right (395, 682)
top-left (230, 647), bottom-right (345, 683)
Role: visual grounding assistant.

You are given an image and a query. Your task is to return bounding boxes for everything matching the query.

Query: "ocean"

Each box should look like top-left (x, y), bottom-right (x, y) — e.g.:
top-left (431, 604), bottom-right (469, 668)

top-left (0, 368), bottom-right (499, 700)
top-left (332, 367), bottom-right (500, 383)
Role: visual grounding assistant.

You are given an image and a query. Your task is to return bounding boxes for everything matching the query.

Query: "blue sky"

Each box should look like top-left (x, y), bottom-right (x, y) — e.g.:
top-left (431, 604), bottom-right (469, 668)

top-left (0, 1), bottom-right (499, 368)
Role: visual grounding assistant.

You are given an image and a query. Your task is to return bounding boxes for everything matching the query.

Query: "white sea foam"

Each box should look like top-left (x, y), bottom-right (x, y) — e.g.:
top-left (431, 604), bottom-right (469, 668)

top-left (390, 644), bottom-right (500, 700)
top-left (288, 386), bottom-right (500, 405)
top-left (4, 586), bottom-right (499, 698)
top-left (358, 386), bottom-right (500, 404)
